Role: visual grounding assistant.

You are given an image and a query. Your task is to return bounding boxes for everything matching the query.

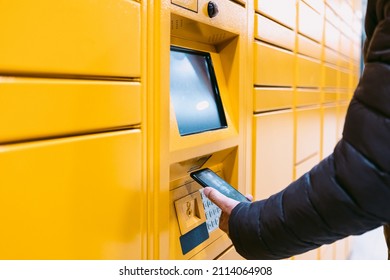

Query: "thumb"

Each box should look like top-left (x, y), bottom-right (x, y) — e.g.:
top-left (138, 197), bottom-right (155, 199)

top-left (203, 187), bottom-right (240, 214)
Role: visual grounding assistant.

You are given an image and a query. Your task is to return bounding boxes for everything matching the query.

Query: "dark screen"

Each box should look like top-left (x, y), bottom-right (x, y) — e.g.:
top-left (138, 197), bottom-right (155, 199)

top-left (170, 47), bottom-right (227, 136)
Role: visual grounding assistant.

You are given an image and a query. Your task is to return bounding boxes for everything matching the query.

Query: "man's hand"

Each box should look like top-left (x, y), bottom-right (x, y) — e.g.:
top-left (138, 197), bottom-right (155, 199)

top-left (203, 187), bottom-right (252, 235)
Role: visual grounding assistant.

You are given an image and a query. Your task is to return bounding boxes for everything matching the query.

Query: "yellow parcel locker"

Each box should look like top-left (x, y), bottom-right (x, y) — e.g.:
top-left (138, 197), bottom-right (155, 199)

top-left (302, 0), bottom-right (325, 13)
top-left (0, 78), bottom-right (141, 143)
top-left (324, 64), bottom-right (339, 88)
top-left (0, 0), bottom-right (141, 77)
top-left (296, 89), bottom-right (322, 107)
top-left (254, 87), bottom-right (294, 112)
top-left (298, 1), bottom-right (323, 43)
top-left (298, 35), bottom-right (322, 59)
top-left (324, 20), bottom-right (340, 51)
top-left (0, 130), bottom-right (144, 259)
top-left (296, 107), bottom-right (321, 164)
top-left (297, 55), bottom-right (321, 87)
top-left (254, 42), bottom-right (294, 86)
top-left (324, 47), bottom-right (339, 66)
top-left (254, 14), bottom-right (295, 51)
top-left (255, 0), bottom-right (297, 29)
top-left (340, 70), bottom-right (350, 89)
top-left (253, 110), bottom-right (294, 200)
top-left (323, 90), bottom-right (338, 104)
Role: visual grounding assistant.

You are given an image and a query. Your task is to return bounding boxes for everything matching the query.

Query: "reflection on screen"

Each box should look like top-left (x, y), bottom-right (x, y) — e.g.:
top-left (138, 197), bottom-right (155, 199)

top-left (170, 47), bottom-right (227, 136)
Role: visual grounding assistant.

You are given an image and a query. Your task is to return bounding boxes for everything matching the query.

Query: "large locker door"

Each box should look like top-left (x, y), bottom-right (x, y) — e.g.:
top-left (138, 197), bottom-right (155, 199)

top-left (0, 130), bottom-right (144, 259)
top-left (0, 0), bottom-right (141, 77)
top-left (253, 110), bottom-right (294, 200)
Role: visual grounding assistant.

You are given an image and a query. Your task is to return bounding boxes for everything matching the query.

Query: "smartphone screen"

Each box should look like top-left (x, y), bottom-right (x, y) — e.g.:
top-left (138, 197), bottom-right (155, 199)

top-left (190, 168), bottom-right (249, 202)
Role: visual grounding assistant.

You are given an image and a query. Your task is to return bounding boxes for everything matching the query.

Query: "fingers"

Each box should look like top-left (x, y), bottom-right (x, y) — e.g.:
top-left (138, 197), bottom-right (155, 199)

top-left (203, 187), bottom-right (240, 214)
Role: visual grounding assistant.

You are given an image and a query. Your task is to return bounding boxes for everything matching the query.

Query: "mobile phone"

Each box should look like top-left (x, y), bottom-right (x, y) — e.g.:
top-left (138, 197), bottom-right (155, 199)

top-left (190, 168), bottom-right (250, 202)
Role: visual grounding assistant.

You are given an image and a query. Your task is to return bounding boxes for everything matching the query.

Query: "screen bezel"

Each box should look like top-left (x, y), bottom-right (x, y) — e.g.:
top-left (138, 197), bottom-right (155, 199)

top-left (169, 46), bottom-right (228, 136)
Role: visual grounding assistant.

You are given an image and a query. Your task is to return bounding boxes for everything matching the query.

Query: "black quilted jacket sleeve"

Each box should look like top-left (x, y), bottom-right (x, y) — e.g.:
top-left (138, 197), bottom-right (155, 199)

top-left (229, 0), bottom-right (390, 259)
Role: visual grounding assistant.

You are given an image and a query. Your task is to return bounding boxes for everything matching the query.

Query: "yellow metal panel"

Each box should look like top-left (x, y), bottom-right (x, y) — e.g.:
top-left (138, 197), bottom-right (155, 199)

top-left (339, 56), bottom-right (351, 69)
top-left (324, 64), bottom-right (338, 88)
top-left (294, 248), bottom-right (319, 260)
top-left (297, 55), bottom-right (321, 87)
top-left (296, 89), bottom-right (321, 107)
top-left (0, 78), bottom-right (141, 143)
top-left (295, 153), bottom-right (320, 179)
top-left (0, 0), bottom-right (141, 77)
top-left (340, 34), bottom-right (352, 57)
top-left (255, 0), bottom-right (296, 29)
top-left (339, 91), bottom-right (349, 101)
top-left (323, 91), bottom-right (338, 103)
top-left (0, 130), bottom-right (144, 259)
top-left (339, 4), bottom-right (353, 35)
top-left (255, 14), bottom-right (295, 51)
top-left (324, 47), bottom-right (339, 65)
top-left (253, 87), bottom-right (293, 112)
top-left (352, 13), bottom-right (363, 37)
top-left (299, 1), bottom-right (323, 42)
top-left (303, 0), bottom-right (325, 13)
top-left (254, 42), bottom-right (294, 86)
top-left (171, 0), bottom-right (198, 12)
top-left (334, 238), bottom-right (348, 259)
top-left (326, 1), bottom-right (340, 21)
top-left (170, 0), bottom-right (246, 36)
top-left (323, 105), bottom-right (338, 158)
top-left (340, 71), bottom-right (350, 88)
top-left (324, 21), bottom-right (340, 50)
top-left (298, 34), bottom-right (322, 59)
top-left (253, 110), bottom-right (294, 200)
top-left (352, 74), bottom-right (359, 88)
top-left (296, 107), bottom-right (321, 164)
top-left (320, 244), bottom-right (335, 260)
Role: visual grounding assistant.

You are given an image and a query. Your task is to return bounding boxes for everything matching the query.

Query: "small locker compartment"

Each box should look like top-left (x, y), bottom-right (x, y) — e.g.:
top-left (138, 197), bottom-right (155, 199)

top-left (254, 42), bottom-right (294, 87)
top-left (0, 78), bottom-right (141, 143)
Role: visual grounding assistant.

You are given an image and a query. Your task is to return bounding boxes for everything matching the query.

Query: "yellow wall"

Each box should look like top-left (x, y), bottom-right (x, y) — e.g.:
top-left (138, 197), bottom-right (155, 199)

top-left (0, 0), bottom-right (363, 260)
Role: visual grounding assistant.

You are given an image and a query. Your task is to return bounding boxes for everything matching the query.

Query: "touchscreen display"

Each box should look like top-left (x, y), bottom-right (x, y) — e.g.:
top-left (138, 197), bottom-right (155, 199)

top-left (170, 47), bottom-right (227, 136)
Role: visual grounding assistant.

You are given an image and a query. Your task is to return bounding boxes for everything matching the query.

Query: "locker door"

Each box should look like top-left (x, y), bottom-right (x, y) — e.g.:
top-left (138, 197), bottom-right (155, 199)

top-left (0, 78), bottom-right (141, 143)
top-left (0, 0), bottom-right (141, 77)
top-left (253, 110), bottom-right (294, 200)
top-left (254, 42), bottom-right (294, 87)
top-left (0, 130), bottom-right (144, 259)
top-left (296, 107), bottom-right (321, 164)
